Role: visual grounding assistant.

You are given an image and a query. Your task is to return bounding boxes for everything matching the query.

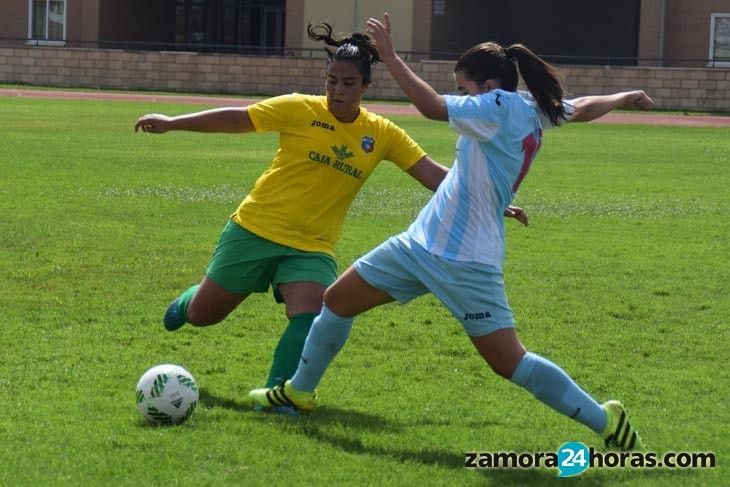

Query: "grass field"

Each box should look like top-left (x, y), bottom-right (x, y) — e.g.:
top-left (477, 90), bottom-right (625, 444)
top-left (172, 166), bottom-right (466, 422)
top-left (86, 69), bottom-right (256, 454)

top-left (0, 96), bottom-right (727, 486)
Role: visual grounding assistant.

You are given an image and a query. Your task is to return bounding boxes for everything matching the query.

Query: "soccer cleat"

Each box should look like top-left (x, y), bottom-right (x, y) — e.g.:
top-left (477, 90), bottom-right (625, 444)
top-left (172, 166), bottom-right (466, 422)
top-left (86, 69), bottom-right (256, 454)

top-left (248, 380), bottom-right (318, 413)
top-left (601, 400), bottom-right (646, 450)
top-left (163, 298), bottom-right (187, 331)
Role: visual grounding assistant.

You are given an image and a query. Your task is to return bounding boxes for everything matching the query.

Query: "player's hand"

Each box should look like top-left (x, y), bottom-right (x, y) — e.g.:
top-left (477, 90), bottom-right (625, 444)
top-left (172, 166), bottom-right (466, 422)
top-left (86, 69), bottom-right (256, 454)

top-left (505, 205), bottom-right (528, 226)
top-left (624, 91), bottom-right (654, 111)
top-left (366, 13), bottom-right (396, 61)
top-left (134, 114), bottom-right (173, 133)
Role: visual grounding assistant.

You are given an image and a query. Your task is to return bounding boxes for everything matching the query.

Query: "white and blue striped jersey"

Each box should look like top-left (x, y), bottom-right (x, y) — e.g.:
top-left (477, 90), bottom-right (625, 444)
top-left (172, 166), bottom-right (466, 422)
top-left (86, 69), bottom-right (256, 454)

top-left (405, 90), bottom-right (573, 269)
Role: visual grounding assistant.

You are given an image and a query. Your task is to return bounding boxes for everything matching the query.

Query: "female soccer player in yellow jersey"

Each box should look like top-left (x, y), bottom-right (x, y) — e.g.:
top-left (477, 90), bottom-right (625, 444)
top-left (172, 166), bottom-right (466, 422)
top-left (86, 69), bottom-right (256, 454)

top-left (135, 22), bottom-right (529, 402)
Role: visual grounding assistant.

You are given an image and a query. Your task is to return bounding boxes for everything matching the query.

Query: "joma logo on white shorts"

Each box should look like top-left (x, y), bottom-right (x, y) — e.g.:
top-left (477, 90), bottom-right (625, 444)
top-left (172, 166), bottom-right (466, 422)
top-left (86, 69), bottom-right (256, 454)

top-left (463, 311), bottom-right (492, 320)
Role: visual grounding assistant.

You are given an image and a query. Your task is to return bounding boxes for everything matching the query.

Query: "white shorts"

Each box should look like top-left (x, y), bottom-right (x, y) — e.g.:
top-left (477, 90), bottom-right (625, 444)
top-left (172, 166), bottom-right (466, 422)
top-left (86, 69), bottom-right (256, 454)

top-left (353, 234), bottom-right (515, 336)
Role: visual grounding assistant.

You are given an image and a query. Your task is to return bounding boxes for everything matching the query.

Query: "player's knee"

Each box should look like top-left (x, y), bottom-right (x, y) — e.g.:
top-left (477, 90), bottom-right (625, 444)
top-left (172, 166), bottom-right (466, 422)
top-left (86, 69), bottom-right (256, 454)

top-left (485, 351), bottom-right (525, 379)
top-left (322, 284), bottom-right (344, 307)
top-left (322, 287), bottom-right (354, 317)
top-left (285, 297), bottom-right (324, 319)
top-left (488, 362), bottom-right (516, 379)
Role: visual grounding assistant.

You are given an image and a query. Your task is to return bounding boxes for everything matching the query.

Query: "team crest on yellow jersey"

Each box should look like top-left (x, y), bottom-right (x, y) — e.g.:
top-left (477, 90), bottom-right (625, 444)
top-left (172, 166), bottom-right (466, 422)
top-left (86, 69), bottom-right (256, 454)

top-left (361, 136), bottom-right (375, 153)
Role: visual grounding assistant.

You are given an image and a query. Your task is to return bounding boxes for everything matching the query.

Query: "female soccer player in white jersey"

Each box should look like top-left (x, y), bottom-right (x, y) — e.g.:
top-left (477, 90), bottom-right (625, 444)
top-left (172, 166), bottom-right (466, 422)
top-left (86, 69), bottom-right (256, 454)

top-left (251, 14), bottom-right (654, 450)
top-left (135, 22), bottom-right (527, 399)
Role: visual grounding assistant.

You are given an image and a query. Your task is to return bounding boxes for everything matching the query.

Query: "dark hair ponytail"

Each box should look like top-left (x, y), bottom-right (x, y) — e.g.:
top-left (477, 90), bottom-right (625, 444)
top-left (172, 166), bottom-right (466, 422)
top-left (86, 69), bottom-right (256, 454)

top-left (307, 22), bottom-right (381, 84)
top-left (505, 44), bottom-right (566, 126)
top-left (455, 42), bottom-right (566, 126)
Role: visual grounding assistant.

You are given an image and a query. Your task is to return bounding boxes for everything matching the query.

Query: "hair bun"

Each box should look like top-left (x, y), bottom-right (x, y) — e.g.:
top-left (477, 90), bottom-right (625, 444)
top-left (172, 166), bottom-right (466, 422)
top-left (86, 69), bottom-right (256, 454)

top-left (307, 21), bottom-right (380, 82)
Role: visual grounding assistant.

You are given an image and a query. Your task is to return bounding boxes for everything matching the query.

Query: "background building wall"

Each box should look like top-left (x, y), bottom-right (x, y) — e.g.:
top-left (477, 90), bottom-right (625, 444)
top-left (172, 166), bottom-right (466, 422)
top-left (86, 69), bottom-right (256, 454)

top-left (285, 0), bottom-right (305, 50)
top-left (664, 0), bottom-right (730, 65)
top-left (1, 46), bottom-right (728, 112)
top-left (638, 0), bottom-right (663, 65)
top-left (429, 0), bottom-right (641, 62)
top-left (0, 0), bottom-right (102, 46)
top-left (98, 0), bottom-right (175, 48)
top-left (3, 0), bottom-right (730, 67)
top-left (410, 0), bottom-right (432, 57)
top-left (0, 0), bottom-right (29, 42)
top-left (71, 0), bottom-right (101, 47)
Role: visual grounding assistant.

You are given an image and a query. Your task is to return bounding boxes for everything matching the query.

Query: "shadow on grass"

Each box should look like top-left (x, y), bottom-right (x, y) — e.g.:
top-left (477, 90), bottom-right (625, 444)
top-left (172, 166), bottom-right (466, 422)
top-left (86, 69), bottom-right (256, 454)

top-left (292, 419), bottom-right (695, 486)
top-left (199, 388), bottom-right (252, 413)
top-left (198, 389), bottom-right (688, 485)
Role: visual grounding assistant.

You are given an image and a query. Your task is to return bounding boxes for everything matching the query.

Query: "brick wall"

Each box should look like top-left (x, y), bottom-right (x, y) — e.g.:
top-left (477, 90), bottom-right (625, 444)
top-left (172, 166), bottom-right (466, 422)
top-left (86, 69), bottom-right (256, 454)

top-left (1, 46), bottom-right (729, 112)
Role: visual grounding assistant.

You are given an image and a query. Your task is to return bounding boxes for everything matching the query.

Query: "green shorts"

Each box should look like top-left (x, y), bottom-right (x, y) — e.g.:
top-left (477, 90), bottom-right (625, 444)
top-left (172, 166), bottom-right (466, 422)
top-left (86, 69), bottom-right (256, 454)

top-left (205, 220), bottom-right (337, 302)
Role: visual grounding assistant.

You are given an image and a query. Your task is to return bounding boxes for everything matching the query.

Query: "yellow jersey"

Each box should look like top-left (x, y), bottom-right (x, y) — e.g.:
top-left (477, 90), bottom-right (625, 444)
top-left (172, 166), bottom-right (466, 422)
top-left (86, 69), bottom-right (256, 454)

top-left (232, 93), bottom-right (426, 256)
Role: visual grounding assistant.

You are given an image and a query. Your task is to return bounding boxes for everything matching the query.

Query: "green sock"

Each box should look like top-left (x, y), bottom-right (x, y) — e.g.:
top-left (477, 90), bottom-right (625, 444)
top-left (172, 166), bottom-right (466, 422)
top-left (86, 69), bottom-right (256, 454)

top-left (177, 285), bottom-right (199, 322)
top-left (264, 312), bottom-right (318, 388)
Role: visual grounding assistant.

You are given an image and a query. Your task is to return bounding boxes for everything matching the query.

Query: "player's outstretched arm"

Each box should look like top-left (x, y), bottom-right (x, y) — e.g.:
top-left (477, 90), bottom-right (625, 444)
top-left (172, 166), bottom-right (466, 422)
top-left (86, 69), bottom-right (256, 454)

top-left (134, 107), bottom-right (254, 134)
top-left (367, 13), bottom-right (448, 121)
top-left (569, 90), bottom-right (654, 123)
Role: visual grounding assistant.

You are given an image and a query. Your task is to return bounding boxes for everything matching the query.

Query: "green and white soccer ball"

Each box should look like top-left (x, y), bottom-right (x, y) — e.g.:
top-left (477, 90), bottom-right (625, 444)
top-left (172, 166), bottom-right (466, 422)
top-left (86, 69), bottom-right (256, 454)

top-left (136, 364), bottom-right (199, 425)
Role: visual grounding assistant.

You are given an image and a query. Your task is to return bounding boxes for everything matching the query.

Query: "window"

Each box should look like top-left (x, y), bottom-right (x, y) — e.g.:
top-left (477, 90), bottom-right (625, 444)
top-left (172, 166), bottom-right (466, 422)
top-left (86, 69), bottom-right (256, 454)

top-left (433, 0), bottom-right (445, 16)
top-left (175, 0), bottom-right (207, 45)
top-left (29, 0), bottom-right (66, 44)
top-left (709, 14), bottom-right (730, 67)
top-left (175, 0), bottom-right (284, 54)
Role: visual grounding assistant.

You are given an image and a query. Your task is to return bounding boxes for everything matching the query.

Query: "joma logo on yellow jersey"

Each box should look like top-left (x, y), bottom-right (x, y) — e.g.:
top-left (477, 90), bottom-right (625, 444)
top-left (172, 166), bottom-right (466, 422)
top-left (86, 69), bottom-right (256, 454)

top-left (311, 120), bottom-right (335, 131)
